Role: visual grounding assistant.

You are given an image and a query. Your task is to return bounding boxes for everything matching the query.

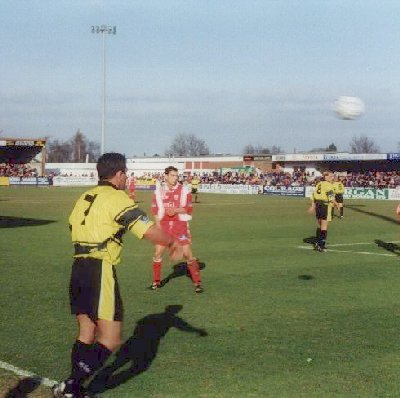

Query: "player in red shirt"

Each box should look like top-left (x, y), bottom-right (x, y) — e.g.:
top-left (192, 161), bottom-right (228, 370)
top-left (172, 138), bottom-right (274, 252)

top-left (396, 203), bottom-right (400, 216)
top-left (150, 166), bottom-right (203, 293)
top-left (126, 172), bottom-right (136, 200)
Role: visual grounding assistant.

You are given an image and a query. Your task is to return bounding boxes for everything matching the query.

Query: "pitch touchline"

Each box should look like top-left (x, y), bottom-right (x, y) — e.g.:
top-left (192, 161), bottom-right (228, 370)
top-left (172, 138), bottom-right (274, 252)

top-left (199, 201), bottom-right (257, 206)
top-left (296, 246), bottom-right (397, 257)
top-left (0, 360), bottom-right (57, 388)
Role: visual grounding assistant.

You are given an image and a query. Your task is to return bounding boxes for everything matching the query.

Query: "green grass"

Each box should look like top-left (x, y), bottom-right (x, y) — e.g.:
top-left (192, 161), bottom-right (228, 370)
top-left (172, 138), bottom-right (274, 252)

top-left (0, 187), bottom-right (400, 397)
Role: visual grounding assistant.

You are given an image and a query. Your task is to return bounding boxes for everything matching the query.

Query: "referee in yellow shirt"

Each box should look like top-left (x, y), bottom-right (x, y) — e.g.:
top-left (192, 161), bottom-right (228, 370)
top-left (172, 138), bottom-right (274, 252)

top-left (308, 171), bottom-right (339, 252)
top-left (53, 153), bottom-right (182, 398)
top-left (332, 175), bottom-right (345, 219)
top-left (190, 175), bottom-right (201, 203)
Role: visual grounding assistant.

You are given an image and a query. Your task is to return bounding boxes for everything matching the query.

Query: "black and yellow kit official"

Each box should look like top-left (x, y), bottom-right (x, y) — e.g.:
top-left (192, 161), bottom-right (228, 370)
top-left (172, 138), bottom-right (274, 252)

top-left (312, 180), bottom-right (335, 221)
top-left (333, 181), bottom-right (345, 203)
top-left (69, 181), bottom-right (154, 321)
top-left (191, 178), bottom-right (200, 194)
top-left (70, 257), bottom-right (123, 322)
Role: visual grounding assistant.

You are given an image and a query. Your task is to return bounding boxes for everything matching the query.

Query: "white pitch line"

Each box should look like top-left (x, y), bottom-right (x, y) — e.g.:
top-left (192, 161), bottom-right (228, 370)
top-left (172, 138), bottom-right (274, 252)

top-left (297, 246), bottom-right (397, 257)
top-left (328, 242), bottom-right (374, 247)
top-left (198, 201), bottom-right (257, 206)
top-left (0, 360), bottom-right (57, 388)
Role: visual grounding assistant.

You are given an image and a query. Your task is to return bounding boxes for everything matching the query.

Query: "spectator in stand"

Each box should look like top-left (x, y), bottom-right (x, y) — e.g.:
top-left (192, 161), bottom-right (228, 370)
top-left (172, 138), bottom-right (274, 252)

top-left (0, 162), bottom-right (36, 177)
top-left (37, 168), bottom-right (400, 189)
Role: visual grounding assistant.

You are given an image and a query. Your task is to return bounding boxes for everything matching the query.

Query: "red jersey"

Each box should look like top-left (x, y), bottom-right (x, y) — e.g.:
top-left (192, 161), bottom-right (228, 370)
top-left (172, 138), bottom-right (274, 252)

top-left (127, 176), bottom-right (135, 192)
top-left (151, 182), bottom-right (193, 222)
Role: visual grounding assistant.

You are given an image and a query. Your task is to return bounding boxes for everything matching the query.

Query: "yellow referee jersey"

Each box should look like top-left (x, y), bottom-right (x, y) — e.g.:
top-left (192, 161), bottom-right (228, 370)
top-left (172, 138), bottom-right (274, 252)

top-left (69, 181), bottom-right (154, 265)
top-left (312, 180), bottom-right (335, 204)
top-left (191, 178), bottom-right (200, 188)
top-left (333, 181), bottom-right (345, 195)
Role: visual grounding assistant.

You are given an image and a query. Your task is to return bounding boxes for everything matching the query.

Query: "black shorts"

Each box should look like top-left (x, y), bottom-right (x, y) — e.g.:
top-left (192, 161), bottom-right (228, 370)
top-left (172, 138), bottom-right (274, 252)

top-left (191, 188), bottom-right (198, 194)
top-left (335, 194), bottom-right (344, 204)
top-left (315, 201), bottom-right (329, 220)
top-left (70, 257), bottom-right (123, 322)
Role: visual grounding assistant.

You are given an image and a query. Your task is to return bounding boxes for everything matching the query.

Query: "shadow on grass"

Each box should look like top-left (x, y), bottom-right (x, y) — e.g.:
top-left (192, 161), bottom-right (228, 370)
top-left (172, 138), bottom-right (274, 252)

top-left (160, 261), bottom-right (206, 287)
top-left (346, 205), bottom-right (399, 225)
top-left (374, 239), bottom-right (400, 256)
top-left (5, 376), bottom-right (42, 397)
top-left (0, 216), bottom-right (56, 228)
top-left (88, 305), bottom-right (208, 394)
top-left (298, 274), bottom-right (314, 280)
top-left (303, 236), bottom-right (317, 245)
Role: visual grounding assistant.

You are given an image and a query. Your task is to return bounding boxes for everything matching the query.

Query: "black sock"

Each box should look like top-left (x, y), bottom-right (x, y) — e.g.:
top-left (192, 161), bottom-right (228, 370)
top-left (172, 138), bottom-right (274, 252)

top-left (340, 207), bottom-right (343, 217)
top-left (67, 341), bottom-right (112, 391)
top-left (315, 228), bottom-right (321, 240)
top-left (319, 230), bottom-right (327, 248)
top-left (71, 340), bottom-right (91, 374)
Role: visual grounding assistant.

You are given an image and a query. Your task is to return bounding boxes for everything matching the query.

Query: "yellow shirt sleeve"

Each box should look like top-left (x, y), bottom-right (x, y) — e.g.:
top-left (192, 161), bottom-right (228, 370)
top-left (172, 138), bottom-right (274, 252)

top-left (111, 191), bottom-right (154, 239)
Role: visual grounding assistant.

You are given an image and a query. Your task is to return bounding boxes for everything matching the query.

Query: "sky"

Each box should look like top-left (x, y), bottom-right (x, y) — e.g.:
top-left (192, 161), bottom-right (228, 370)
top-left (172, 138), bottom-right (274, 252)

top-left (1, 0), bottom-right (400, 156)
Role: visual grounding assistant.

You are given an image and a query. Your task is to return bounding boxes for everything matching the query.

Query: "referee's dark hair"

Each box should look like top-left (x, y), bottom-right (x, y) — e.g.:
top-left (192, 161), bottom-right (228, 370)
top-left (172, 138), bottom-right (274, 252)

top-left (165, 166), bottom-right (178, 175)
top-left (97, 153), bottom-right (127, 180)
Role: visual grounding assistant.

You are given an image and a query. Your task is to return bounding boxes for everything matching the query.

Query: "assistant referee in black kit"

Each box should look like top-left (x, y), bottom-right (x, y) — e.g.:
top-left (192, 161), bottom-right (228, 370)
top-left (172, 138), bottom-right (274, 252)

top-left (53, 153), bottom-right (182, 398)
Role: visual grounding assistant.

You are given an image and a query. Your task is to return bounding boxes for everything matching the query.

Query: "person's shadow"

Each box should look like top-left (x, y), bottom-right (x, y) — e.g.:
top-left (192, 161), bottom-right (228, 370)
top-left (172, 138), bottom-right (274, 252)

top-left (374, 239), bottom-right (400, 256)
top-left (160, 261), bottom-right (206, 287)
top-left (87, 305), bottom-right (208, 394)
top-left (5, 376), bottom-right (42, 397)
top-left (302, 236), bottom-right (317, 245)
top-left (0, 216), bottom-right (56, 228)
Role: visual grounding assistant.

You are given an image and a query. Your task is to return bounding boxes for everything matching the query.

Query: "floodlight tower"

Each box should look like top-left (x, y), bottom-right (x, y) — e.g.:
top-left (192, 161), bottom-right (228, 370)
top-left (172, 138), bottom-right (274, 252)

top-left (91, 25), bottom-right (116, 155)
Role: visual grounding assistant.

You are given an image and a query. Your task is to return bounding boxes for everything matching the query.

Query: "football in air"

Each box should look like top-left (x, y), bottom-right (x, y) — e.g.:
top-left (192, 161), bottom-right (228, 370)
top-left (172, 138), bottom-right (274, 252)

top-left (333, 96), bottom-right (365, 120)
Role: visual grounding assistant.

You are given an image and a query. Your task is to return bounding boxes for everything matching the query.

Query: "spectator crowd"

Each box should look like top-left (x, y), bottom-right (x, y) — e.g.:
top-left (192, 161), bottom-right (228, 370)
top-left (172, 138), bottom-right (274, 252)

top-left (0, 162), bottom-right (37, 177)
top-left (197, 170), bottom-right (400, 189)
top-left (1, 161), bottom-right (399, 189)
top-left (133, 169), bottom-right (400, 189)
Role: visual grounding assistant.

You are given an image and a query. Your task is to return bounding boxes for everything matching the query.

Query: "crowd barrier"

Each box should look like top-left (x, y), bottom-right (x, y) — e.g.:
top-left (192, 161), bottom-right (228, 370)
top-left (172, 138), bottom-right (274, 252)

top-left (6, 177), bottom-right (49, 186)
top-left (263, 186), bottom-right (305, 197)
top-left (1, 177), bottom-right (400, 201)
top-left (305, 186), bottom-right (400, 200)
top-left (199, 183), bottom-right (262, 195)
top-left (53, 176), bottom-right (97, 186)
top-left (135, 178), bottom-right (157, 191)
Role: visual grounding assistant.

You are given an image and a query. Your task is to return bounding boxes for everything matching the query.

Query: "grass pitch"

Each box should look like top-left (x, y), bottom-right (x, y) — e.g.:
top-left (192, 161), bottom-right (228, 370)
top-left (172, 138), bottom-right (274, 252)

top-left (0, 187), bottom-right (400, 397)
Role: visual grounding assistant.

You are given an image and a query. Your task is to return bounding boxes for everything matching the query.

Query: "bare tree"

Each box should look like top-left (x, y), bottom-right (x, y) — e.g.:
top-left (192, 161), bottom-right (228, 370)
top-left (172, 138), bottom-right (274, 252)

top-left (70, 129), bottom-right (87, 162)
top-left (165, 134), bottom-right (210, 156)
top-left (242, 144), bottom-right (282, 154)
top-left (47, 139), bottom-right (73, 162)
top-left (270, 145), bottom-right (282, 154)
top-left (349, 135), bottom-right (380, 153)
top-left (308, 143), bottom-right (338, 153)
top-left (325, 143), bottom-right (337, 152)
top-left (86, 141), bottom-right (101, 162)
top-left (47, 130), bottom-right (100, 162)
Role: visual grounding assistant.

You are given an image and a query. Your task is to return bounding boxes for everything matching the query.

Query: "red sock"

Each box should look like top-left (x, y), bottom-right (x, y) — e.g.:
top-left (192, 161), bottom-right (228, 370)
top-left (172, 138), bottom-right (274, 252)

top-left (152, 258), bottom-right (162, 284)
top-left (187, 259), bottom-right (201, 285)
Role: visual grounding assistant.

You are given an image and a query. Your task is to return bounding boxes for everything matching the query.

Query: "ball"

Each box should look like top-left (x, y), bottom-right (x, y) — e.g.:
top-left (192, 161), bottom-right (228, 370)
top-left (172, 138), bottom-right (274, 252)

top-left (333, 96), bottom-right (365, 120)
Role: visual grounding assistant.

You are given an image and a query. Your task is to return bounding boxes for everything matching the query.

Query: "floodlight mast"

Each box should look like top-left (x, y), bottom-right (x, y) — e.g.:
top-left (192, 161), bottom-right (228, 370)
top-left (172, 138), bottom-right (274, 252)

top-left (91, 25), bottom-right (116, 155)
